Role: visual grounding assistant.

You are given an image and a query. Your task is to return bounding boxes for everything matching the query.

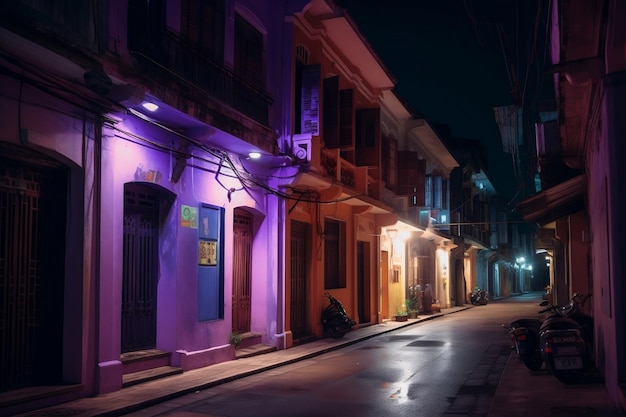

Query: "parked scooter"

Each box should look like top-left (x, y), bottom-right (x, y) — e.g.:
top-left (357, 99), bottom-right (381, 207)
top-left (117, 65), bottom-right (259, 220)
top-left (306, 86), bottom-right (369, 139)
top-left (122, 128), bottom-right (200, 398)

top-left (538, 293), bottom-right (593, 384)
top-left (470, 288), bottom-right (489, 305)
top-left (321, 292), bottom-right (356, 339)
top-left (503, 317), bottom-right (543, 371)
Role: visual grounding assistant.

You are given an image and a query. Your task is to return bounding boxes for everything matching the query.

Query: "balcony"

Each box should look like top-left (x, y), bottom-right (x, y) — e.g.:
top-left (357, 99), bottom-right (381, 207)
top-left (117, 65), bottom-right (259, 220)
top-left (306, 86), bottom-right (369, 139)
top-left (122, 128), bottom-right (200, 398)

top-left (297, 134), bottom-right (382, 201)
top-left (128, 29), bottom-right (273, 127)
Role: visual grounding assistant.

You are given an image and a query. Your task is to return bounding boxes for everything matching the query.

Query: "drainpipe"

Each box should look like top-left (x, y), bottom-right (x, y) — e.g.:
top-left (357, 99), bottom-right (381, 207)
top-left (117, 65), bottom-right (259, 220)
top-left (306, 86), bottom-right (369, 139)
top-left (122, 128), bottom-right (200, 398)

top-left (91, 115), bottom-right (103, 390)
top-left (278, 195), bottom-right (286, 350)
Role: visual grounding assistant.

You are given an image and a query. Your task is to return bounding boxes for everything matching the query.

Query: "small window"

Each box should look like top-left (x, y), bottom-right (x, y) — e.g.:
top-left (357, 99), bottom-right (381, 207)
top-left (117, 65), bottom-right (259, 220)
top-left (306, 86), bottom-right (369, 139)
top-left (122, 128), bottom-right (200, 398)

top-left (392, 266), bottom-right (400, 283)
top-left (180, 0), bottom-right (225, 60)
top-left (235, 13), bottom-right (264, 86)
top-left (324, 219), bottom-right (346, 289)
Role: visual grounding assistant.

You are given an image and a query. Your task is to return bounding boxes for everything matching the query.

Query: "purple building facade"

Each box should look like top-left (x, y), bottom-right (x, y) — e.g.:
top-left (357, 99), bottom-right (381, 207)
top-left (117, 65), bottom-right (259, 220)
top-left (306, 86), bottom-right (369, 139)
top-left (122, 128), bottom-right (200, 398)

top-left (0, 1), bottom-right (310, 414)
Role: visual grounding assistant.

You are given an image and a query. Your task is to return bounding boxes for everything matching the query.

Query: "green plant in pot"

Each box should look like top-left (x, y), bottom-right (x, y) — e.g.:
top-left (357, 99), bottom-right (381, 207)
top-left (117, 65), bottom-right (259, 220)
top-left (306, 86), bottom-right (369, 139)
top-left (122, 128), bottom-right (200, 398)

top-left (230, 331), bottom-right (242, 348)
top-left (406, 298), bottom-right (419, 318)
top-left (395, 305), bottom-right (408, 321)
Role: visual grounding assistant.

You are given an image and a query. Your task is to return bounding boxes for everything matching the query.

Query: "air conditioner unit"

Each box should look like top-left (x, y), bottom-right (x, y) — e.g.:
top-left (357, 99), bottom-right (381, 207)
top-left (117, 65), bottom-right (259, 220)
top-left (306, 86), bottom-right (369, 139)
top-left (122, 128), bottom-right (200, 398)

top-left (293, 133), bottom-right (312, 161)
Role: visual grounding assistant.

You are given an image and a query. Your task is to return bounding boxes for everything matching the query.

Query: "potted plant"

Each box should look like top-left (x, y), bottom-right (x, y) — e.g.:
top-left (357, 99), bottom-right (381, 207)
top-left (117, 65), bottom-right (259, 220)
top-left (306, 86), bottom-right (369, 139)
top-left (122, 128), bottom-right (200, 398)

top-left (394, 305), bottom-right (408, 322)
top-left (229, 331), bottom-right (243, 349)
top-left (406, 298), bottom-right (419, 319)
top-left (407, 284), bottom-right (421, 318)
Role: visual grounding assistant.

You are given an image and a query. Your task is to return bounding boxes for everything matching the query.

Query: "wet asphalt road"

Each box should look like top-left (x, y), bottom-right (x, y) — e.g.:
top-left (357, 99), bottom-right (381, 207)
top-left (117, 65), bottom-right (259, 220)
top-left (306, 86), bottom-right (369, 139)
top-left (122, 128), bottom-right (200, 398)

top-left (126, 293), bottom-right (545, 417)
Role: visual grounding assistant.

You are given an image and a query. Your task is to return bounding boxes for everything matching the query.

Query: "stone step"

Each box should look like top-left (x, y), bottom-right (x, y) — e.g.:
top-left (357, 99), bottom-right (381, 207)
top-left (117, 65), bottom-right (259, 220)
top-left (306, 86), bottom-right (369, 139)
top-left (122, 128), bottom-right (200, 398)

top-left (122, 365), bottom-right (183, 388)
top-left (121, 349), bottom-right (172, 374)
top-left (235, 343), bottom-right (277, 359)
top-left (235, 332), bottom-right (263, 349)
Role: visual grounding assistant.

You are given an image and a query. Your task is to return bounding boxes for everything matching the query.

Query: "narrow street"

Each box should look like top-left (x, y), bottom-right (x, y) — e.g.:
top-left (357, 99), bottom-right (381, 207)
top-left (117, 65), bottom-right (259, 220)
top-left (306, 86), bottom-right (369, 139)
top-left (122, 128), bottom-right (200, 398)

top-left (126, 294), bottom-right (544, 417)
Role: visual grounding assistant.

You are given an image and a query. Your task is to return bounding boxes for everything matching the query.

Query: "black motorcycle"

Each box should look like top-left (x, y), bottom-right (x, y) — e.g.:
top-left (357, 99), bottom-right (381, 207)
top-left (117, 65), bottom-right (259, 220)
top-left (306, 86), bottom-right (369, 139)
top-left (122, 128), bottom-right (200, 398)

top-left (538, 293), bottom-right (593, 384)
top-left (470, 288), bottom-right (488, 305)
top-left (321, 292), bottom-right (356, 339)
top-left (503, 317), bottom-right (543, 371)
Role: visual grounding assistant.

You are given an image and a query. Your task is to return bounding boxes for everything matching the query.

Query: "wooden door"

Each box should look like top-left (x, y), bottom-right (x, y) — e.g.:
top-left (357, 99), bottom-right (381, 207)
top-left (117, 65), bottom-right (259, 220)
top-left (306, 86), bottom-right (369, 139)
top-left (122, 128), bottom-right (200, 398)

top-left (290, 221), bottom-right (309, 339)
top-left (122, 183), bottom-right (159, 352)
top-left (357, 241), bottom-right (371, 324)
top-left (381, 251), bottom-right (389, 320)
top-left (232, 208), bottom-right (252, 333)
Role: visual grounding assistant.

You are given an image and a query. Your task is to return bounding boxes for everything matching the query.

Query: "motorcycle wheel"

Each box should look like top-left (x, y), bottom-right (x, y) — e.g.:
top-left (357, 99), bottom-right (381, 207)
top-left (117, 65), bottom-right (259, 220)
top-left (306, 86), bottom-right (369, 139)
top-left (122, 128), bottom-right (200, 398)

top-left (327, 325), bottom-right (348, 339)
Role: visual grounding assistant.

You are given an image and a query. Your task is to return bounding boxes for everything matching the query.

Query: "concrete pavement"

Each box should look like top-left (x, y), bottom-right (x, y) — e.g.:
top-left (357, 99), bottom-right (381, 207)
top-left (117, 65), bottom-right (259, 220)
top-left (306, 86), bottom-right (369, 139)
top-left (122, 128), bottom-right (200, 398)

top-left (8, 303), bottom-right (624, 417)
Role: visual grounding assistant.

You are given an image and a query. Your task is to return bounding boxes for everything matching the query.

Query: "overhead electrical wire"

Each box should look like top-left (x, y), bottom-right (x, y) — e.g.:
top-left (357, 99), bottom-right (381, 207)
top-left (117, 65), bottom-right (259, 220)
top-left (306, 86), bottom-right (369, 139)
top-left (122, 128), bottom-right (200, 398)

top-left (1, 44), bottom-right (381, 207)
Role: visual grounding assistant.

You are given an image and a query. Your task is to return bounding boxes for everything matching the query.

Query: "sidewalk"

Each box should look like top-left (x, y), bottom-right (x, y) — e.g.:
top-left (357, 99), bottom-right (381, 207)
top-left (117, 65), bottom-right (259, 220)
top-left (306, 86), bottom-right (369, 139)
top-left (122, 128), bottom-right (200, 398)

top-left (9, 305), bottom-right (624, 417)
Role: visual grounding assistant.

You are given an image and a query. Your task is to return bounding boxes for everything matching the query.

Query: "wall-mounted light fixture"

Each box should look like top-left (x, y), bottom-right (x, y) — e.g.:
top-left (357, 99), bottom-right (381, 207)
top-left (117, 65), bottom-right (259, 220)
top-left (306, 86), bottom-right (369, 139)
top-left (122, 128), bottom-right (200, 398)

top-left (248, 152), bottom-right (261, 159)
top-left (142, 102), bottom-right (159, 112)
top-left (387, 228), bottom-right (398, 240)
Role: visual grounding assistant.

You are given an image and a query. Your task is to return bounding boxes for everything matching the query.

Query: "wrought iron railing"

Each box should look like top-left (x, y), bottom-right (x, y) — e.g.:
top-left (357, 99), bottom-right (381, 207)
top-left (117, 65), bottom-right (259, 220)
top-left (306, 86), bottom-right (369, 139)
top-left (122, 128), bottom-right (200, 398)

top-left (316, 145), bottom-right (381, 200)
top-left (129, 30), bottom-right (273, 125)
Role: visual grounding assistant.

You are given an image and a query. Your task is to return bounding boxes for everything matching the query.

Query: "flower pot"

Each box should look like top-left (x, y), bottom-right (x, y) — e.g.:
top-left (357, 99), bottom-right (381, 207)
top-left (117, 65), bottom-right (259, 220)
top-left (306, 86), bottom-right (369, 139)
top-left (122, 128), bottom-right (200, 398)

top-left (394, 315), bottom-right (408, 322)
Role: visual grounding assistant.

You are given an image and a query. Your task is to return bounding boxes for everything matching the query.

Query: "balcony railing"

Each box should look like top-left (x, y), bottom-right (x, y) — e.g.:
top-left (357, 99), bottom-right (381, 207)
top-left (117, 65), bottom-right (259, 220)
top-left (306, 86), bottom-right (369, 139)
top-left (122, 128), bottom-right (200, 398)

top-left (129, 30), bottom-right (273, 126)
top-left (301, 136), bottom-right (381, 200)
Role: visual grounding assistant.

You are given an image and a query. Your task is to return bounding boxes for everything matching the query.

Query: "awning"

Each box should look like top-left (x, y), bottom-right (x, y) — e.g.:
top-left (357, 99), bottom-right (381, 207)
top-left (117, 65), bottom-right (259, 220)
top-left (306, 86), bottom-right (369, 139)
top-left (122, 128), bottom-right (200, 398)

top-left (516, 174), bottom-right (586, 226)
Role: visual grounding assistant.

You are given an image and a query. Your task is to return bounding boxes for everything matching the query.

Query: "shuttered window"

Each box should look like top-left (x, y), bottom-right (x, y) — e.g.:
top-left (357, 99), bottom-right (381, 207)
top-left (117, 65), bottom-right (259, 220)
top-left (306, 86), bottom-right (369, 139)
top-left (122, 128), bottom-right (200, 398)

top-left (235, 13), bottom-right (264, 86)
top-left (324, 219), bottom-right (346, 289)
top-left (355, 108), bottom-right (380, 166)
top-left (299, 64), bottom-right (320, 135)
top-left (414, 159), bottom-right (426, 206)
top-left (433, 176), bottom-right (442, 209)
top-left (323, 76), bottom-right (339, 148)
top-left (382, 134), bottom-right (398, 190)
top-left (180, 0), bottom-right (225, 60)
top-left (339, 89), bottom-right (353, 147)
top-left (398, 152), bottom-right (425, 207)
top-left (425, 176), bottom-right (432, 207)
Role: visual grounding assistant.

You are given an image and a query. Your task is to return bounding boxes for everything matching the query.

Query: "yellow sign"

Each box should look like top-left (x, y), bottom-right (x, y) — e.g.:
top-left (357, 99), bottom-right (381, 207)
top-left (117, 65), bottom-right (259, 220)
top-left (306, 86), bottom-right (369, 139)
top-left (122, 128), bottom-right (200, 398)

top-left (199, 240), bottom-right (217, 266)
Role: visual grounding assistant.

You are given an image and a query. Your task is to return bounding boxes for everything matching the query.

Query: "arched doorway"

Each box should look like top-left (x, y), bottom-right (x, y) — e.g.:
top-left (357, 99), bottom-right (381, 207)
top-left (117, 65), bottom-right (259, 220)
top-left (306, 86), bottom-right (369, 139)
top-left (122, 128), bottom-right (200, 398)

top-left (0, 151), bottom-right (68, 391)
top-left (232, 208), bottom-right (253, 333)
top-left (121, 183), bottom-right (162, 352)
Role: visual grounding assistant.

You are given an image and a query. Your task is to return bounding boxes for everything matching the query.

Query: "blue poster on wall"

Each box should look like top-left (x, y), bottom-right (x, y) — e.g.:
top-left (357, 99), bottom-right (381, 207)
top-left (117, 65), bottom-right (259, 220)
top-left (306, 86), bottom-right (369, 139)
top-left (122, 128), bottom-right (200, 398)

top-left (197, 204), bottom-right (224, 321)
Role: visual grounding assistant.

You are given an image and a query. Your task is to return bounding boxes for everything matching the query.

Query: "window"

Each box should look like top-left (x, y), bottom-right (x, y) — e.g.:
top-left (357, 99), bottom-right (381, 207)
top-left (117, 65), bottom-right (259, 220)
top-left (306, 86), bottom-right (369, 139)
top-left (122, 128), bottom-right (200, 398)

top-left (392, 266), bottom-right (400, 283)
top-left (425, 176), bottom-right (432, 207)
top-left (180, 0), bottom-right (225, 60)
top-left (425, 175), bottom-right (443, 208)
top-left (433, 176), bottom-right (442, 209)
top-left (323, 76), bottom-right (339, 147)
top-left (235, 13), bottom-right (264, 86)
top-left (356, 108), bottom-right (379, 148)
top-left (382, 135), bottom-right (397, 191)
top-left (339, 89), bottom-right (353, 147)
top-left (324, 219), bottom-right (346, 289)
top-left (296, 63), bottom-right (320, 135)
top-left (398, 152), bottom-right (425, 206)
top-left (9, 0), bottom-right (98, 47)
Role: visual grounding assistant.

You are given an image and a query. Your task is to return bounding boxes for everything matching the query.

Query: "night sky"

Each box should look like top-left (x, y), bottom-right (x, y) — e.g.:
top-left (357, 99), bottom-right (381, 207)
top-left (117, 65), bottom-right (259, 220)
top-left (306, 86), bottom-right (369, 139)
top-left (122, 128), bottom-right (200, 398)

top-left (332, 0), bottom-right (553, 205)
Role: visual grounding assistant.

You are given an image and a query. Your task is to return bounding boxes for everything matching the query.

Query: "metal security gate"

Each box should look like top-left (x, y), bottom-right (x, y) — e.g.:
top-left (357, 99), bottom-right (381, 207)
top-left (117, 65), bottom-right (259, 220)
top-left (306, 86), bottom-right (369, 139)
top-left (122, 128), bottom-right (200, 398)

top-left (290, 220), bottom-right (309, 339)
top-left (232, 208), bottom-right (252, 333)
top-left (122, 184), bottom-right (159, 353)
top-left (0, 156), bottom-right (66, 392)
